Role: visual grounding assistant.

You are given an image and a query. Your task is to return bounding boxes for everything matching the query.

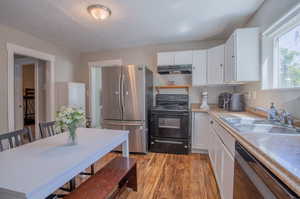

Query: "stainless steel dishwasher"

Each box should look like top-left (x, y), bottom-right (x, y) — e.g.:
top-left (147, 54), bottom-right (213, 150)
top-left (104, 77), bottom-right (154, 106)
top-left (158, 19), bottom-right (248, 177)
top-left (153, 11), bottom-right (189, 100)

top-left (233, 142), bottom-right (299, 199)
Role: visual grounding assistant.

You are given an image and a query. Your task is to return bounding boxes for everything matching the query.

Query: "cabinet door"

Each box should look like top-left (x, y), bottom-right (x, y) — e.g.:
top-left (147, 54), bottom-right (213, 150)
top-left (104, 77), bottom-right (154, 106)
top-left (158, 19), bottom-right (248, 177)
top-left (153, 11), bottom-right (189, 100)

top-left (215, 133), bottom-right (224, 191)
top-left (207, 45), bottom-right (225, 84)
top-left (208, 120), bottom-right (216, 168)
top-left (225, 34), bottom-right (236, 83)
top-left (222, 145), bottom-right (234, 199)
top-left (192, 113), bottom-right (209, 150)
top-left (174, 51), bottom-right (193, 65)
top-left (157, 52), bottom-right (175, 66)
top-left (192, 50), bottom-right (207, 86)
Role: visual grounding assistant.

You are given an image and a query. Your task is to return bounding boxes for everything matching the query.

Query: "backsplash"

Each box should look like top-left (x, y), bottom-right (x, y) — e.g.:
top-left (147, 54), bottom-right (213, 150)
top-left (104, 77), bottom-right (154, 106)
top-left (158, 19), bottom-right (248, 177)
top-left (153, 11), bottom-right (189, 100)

top-left (238, 82), bottom-right (300, 119)
top-left (154, 73), bottom-right (237, 105)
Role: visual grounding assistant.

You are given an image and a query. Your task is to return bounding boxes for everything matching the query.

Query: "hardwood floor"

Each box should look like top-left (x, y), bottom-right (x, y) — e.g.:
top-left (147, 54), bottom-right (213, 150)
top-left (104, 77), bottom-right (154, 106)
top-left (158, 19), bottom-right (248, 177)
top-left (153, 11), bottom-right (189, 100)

top-left (62, 152), bottom-right (220, 199)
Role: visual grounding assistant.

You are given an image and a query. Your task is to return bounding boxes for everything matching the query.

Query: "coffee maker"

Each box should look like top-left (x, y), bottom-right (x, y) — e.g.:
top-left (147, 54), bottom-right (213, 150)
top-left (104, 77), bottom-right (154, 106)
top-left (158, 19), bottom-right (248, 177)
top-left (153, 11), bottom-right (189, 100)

top-left (218, 92), bottom-right (245, 112)
top-left (218, 92), bottom-right (232, 110)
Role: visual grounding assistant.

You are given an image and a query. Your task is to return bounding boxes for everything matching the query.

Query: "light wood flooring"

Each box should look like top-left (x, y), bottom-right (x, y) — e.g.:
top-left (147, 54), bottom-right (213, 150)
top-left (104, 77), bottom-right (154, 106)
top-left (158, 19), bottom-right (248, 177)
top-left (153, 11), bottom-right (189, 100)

top-left (63, 152), bottom-right (220, 199)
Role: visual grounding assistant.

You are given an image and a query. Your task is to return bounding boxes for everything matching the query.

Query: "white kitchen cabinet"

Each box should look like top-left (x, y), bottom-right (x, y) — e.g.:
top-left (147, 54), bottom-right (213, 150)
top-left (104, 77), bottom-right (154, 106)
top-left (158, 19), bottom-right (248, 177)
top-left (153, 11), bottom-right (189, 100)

top-left (207, 45), bottom-right (225, 85)
top-left (192, 112), bottom-right (209, 152)
top-left (222, 145), bottom-right (234, 199)
top-left (224, 27), bottom-right (259, 82)
top-left (55, 82), bottom-right (86, 111)
top-left (157, 52), bottom-right (175, 66)
top-left (208, 119), bottom-right (235, 199)
top-left (208, 119), bottom-right (216, 169)
top-left (174, 51), bottom-right (193, 65)
top-left (192, 50), bottom-right (207, 86)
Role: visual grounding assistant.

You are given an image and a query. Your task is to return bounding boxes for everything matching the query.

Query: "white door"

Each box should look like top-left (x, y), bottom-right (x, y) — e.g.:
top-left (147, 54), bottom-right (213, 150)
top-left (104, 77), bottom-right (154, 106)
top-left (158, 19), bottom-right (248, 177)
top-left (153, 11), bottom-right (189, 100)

top-left (69, 83), bottom-right (86, 110)
top-left (14, 63), bottom-right (23, 130)
top-left (157, 52), bottom-right (175, 66)
top-left (207, 45), bottom-right (225, 84)
top-left (174, 51), bottom-right (193, 65)
top-left (192, 50), bottom-right (207, 86)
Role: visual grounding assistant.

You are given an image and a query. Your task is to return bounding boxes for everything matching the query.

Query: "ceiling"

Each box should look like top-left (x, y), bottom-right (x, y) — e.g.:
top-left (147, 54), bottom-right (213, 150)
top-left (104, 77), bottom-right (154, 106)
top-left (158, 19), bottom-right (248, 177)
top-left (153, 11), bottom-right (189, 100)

top-left (0, 0), bottom-right (264, 52)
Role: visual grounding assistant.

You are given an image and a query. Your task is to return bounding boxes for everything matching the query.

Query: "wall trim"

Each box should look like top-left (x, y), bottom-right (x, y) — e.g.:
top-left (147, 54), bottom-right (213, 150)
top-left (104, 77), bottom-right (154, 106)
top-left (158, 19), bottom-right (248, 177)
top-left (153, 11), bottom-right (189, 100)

top-left (7, 43), bottom-right (56, 131)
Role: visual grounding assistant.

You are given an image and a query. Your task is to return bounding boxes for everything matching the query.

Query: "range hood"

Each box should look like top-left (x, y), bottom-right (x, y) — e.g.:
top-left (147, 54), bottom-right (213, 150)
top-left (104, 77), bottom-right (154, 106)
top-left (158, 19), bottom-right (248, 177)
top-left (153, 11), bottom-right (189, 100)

top-left (157, 64), bottom-right (192, 75)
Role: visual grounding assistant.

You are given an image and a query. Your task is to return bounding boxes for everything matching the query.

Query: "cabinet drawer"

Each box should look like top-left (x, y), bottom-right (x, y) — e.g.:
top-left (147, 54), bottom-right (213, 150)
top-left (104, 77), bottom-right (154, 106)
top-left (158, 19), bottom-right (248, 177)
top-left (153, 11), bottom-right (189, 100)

top-left (212, 120), bottom-right (235, 156)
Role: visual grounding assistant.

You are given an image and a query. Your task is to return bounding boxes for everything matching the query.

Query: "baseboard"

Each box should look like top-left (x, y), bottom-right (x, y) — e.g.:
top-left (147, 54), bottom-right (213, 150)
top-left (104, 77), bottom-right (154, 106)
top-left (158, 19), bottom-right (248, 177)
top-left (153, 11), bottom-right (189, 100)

top-left (192, 148), bottom-right (208, 154)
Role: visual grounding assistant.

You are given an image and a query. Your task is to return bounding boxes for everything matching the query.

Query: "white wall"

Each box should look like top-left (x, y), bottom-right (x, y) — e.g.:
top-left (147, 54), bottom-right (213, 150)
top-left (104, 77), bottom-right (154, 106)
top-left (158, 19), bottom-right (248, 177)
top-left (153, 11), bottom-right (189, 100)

top-left (239, 0), bottom-right (300, 118)
top-left (0, 23), bottom-right (80, 132)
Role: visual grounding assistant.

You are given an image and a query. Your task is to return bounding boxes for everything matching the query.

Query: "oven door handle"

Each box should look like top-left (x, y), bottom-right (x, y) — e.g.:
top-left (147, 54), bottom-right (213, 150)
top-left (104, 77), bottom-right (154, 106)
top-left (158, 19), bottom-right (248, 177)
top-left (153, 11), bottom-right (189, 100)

top-left (154, 139), bottom-right (183, 144)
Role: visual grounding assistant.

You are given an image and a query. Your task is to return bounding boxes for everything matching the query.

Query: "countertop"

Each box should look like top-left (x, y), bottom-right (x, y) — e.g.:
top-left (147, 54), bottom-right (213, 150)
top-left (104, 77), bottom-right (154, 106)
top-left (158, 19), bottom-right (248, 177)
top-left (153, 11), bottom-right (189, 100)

top-left (206, 108), bottom-right (300, 196)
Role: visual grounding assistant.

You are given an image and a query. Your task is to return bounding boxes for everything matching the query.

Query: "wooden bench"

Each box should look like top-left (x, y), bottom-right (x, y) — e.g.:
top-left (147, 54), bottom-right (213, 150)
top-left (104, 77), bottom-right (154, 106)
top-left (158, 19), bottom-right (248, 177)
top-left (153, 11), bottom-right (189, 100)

top-left (65, 157), bottom-right (137, 199)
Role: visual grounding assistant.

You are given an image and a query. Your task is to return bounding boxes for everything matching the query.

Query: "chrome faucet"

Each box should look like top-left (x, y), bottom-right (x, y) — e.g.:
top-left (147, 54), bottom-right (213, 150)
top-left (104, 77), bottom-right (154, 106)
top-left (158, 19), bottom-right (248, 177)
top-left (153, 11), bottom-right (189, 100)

top-left (278, 109), bottom-right (295, 128)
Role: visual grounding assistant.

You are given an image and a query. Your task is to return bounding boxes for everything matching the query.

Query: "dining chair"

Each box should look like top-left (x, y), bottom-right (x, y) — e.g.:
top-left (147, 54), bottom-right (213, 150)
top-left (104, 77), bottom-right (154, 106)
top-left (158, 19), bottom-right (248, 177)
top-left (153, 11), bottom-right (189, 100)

top-left (39, 121), bottom-right (60, 138)
top-left (0, 127), bottom-right (33, 152)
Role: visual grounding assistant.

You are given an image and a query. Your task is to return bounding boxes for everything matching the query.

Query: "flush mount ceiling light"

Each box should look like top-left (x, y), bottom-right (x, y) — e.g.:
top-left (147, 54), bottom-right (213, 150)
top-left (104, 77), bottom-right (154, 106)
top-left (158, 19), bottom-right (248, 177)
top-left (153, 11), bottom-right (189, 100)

top-left (87, 4), bottom-right (112, 21)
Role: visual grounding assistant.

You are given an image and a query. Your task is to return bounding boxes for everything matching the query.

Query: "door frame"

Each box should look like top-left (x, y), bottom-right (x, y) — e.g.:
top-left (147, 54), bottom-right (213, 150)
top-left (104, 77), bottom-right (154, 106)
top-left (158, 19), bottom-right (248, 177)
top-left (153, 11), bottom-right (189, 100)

top-left (7, 43), bottom-right (55, 132)
top-left (88, 59), bottom-right (122, 127)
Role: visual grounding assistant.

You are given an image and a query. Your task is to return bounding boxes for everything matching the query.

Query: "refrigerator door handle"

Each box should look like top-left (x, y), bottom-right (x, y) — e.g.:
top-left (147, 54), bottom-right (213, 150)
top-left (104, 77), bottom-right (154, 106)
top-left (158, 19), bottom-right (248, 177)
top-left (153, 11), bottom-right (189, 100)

top-left (102, 121), bottom-right (144, 126)
top-left (121, 73), bottom-right (125, 114)
top-left (118, 73), bottom-right (123, 119)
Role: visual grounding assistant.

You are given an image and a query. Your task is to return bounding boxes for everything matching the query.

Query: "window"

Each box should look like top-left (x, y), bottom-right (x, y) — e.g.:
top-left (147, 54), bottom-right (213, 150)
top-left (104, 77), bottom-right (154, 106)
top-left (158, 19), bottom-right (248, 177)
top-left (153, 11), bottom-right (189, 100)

top-left (276, 24), bottom-right (300, 88)
top-left (262, 5), bottom-right (300, 90)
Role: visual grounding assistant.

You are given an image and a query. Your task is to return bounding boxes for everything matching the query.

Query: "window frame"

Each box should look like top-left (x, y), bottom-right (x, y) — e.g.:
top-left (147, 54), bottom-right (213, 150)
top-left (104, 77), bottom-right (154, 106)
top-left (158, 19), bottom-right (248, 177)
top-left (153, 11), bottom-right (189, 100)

top-left (261, 3), bottom-right (300, 90)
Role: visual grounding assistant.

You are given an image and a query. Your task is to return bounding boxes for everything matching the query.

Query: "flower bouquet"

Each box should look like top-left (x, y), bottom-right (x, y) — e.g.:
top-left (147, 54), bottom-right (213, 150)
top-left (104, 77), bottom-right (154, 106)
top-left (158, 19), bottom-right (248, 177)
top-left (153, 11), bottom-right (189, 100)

top-left (55, 106), bottom-right (86, 145)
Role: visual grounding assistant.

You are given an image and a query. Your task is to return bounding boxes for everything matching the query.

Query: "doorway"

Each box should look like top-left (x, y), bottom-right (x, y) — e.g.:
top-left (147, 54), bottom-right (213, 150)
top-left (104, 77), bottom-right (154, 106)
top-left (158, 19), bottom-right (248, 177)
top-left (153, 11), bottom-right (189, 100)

top-left (89, 59), bottom-right (122, 128)
top-left (7, 43), bottom-right (55, 135)
top-left (14, 55), bottom-right (47, 139)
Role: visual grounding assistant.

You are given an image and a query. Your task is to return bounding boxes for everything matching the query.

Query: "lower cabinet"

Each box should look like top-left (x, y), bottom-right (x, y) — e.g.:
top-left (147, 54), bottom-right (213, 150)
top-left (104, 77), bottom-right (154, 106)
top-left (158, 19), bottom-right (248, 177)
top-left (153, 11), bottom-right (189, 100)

top-left (208, 118), bottom-right (235, 199)
top-left (192, 112), bottom-right (209, 152)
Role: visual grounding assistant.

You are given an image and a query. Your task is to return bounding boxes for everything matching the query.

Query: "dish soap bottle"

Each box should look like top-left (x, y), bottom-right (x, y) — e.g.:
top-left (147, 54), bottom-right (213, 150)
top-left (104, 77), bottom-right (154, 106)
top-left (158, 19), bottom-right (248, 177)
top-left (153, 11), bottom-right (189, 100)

top-left (267, 102), bottom-right (278, 120)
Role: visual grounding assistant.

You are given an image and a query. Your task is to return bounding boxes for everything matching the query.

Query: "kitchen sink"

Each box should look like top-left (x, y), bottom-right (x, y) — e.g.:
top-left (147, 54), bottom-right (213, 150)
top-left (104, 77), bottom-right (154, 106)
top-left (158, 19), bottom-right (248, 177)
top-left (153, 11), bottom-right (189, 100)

top-left (233, 123), bottom-right (299, 134)
top-left (220, 114), bottom-right (300, 135)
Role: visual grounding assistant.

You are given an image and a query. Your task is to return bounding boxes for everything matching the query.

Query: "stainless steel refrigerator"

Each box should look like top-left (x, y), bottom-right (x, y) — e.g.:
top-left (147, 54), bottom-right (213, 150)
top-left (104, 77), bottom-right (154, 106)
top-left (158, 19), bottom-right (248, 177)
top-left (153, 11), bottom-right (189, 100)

top-left (101, 65), bottom-right (153, 153)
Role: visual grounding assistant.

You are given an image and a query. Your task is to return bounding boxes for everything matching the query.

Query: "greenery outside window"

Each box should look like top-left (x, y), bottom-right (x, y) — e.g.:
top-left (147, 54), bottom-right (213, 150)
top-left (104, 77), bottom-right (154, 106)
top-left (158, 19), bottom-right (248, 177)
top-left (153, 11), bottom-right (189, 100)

top-left (275, 24), bottom-right (300, 88)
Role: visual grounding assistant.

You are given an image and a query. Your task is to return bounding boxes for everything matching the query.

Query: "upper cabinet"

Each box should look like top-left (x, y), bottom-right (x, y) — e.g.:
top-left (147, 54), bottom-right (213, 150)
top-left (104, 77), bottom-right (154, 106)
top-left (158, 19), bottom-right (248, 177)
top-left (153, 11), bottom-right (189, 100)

top-left (157, 52), bottom-right (175, 66)
top-left (207, 45), bottom-right (225, 85)
top-left (157, 51), bottom-right (193, 66)
top-left (224, 28), bottom-right (260, 83)
top-left (192, 50), bottom-right (207, 86)
top-left (174, 51), bottom-right (193, 65)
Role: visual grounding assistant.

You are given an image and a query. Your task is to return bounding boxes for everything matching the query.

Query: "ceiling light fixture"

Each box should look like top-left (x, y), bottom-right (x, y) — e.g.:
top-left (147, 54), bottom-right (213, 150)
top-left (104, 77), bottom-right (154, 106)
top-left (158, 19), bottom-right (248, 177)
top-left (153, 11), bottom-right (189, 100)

top-left (87, 4), bottom-right (112, 21)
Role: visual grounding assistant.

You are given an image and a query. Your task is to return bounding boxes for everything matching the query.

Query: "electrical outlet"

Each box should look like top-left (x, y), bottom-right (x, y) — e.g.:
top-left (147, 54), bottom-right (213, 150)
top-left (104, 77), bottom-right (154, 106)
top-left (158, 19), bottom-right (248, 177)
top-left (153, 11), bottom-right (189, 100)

top-left (252, 90), bottom-right (256, 100)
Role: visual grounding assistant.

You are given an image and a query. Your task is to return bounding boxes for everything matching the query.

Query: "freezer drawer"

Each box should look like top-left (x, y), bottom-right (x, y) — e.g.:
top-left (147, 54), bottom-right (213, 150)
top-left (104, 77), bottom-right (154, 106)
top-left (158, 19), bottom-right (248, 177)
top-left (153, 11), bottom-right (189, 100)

top-left (149, 137), bottom-right (190, 154)
top-left (102, 121), bottom-right (147, 153)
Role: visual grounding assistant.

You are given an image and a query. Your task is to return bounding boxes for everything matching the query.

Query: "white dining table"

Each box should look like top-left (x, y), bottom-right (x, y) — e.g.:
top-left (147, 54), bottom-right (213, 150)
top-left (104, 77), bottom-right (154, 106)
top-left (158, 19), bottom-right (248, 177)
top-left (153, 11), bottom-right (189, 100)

top-left (0, 128), bottom-right (129, 199)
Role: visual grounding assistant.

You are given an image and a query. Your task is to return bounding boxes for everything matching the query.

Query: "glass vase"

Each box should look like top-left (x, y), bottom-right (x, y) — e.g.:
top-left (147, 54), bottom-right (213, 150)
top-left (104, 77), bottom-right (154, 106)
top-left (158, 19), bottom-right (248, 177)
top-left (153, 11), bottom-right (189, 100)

top-left (67, 125), bottom-right (78, 146)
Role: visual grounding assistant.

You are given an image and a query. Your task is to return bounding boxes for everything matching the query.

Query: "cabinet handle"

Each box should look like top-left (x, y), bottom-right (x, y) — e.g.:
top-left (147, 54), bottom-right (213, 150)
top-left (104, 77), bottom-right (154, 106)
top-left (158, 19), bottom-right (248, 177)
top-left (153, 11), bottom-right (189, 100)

top-left (210, 121), bottom-right (214, 124)
top-left (220, 64), bottom-right (223, 67)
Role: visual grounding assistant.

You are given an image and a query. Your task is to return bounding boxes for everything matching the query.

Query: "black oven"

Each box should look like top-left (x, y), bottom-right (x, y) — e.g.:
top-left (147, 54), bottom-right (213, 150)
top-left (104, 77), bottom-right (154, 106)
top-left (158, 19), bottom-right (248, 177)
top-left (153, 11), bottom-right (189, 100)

top-left (150, 111), bottom-right (189, 139)
top-left (234, 142), bottom-right (299, 199)
top-left (149, 94), bottom-right (190, 154)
